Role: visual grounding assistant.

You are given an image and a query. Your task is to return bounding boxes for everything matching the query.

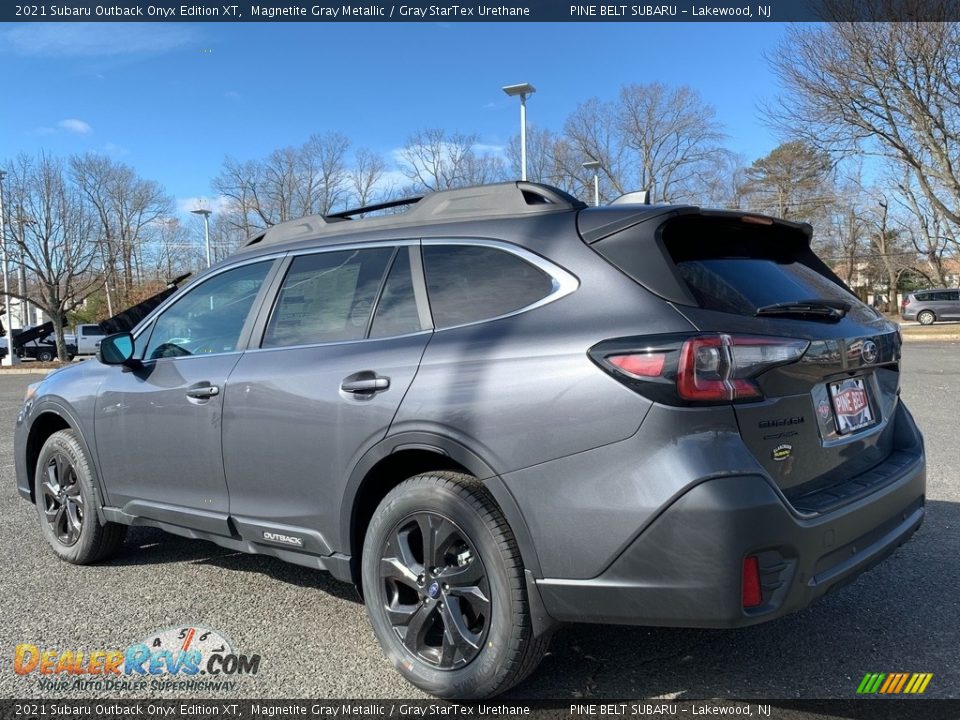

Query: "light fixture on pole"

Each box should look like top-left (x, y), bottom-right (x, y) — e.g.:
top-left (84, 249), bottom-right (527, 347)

top-left (14, 212), bottom-right (35, 329)
top-left (190, 208), bottom-right (213, 268)
top-left (582, 160), bottom-right (602, 207)
top-left (0, 169), bottom-right (19, 366)
top-left (502, 82), bottom-right (536, 181)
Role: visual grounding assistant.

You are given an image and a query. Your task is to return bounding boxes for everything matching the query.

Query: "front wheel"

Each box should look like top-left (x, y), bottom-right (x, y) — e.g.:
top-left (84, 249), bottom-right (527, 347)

top-left (917, 310), bottom-right (936, 325)
top-left (362, 472), bottom-right (550, 699)
top-left (35, 429), bottom-right (126, 564)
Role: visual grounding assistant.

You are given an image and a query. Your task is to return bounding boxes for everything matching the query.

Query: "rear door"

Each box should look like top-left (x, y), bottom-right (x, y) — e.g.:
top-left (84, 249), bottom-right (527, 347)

top-left (221, 242), bottom-right (431, 555)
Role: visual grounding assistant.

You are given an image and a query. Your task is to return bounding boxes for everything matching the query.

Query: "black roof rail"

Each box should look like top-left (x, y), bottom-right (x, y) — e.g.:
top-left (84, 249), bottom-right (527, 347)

top-left (240, 182), bottom-right (586, 250)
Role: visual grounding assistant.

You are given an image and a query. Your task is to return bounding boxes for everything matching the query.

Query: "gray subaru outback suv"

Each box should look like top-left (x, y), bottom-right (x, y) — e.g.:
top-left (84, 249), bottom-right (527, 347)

top-left (15, 182), bottom-right (925, 698)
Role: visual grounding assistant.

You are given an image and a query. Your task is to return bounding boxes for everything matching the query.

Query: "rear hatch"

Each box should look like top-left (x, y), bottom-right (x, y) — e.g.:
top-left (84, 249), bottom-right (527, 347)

top-left (581, 207), bottom-right (905, 512)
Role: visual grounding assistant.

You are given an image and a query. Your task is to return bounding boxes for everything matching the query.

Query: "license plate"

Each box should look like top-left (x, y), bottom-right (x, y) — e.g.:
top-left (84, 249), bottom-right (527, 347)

top-left (829, 377), bottom-right (875, 434)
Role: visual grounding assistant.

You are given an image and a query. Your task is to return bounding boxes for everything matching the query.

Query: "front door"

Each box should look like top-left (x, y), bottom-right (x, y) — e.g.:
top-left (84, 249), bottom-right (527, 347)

top-left (94, 260), bottom-right (276, 532)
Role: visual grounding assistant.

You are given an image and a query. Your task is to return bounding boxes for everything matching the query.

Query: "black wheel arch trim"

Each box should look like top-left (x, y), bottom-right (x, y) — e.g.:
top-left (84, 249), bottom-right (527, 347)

top-left (24, 400), bottom-right (108, 524)
top-left (340, 431), bottom-right (545, 581)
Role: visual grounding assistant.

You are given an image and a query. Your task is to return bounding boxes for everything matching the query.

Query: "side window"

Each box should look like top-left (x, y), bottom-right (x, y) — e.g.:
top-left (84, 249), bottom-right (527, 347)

top-left (263, 248), bottom-right (393, 348)
top-left (369, 249), bottom-right (422, 339)
top-left (422, 244), bottom-right (555, 329)
top-left (144, 261), bottom-right (272, 360)
top-left (948, 291), bottom-right (960, 302)
top-left (932, 291), bottom-right (953, 301)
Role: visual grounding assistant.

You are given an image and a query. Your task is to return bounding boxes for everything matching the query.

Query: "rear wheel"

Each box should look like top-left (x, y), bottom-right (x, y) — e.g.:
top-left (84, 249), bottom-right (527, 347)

top-left (35, 429), bottom-right (126, 564)
top-left (37, 350), bottom-right (54, 362)
top-left (362, 472), bottom-right (550, 699)
top-left (917, 310), bottom-right (936, 325)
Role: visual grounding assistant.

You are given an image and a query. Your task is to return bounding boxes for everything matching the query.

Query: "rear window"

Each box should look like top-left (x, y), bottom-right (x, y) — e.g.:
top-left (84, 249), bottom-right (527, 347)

top-left (675, 258), bottom-right (865, 318)
top-left (659, 215), bottom-right (871, 321)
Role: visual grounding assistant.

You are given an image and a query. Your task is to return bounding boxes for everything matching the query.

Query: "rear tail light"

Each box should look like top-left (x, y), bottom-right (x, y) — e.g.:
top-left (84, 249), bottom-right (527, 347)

top-left (741, 555), bottom-right (762, 608)
top-left (590, 333), bottom-right (809, 405)
top-left (900, 298), bottom-right (908, 313)
top-left (608, 353), bottom-right (666, 378)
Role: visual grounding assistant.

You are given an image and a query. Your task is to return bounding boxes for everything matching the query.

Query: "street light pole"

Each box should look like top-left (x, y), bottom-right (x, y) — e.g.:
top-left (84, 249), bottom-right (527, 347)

top-left (582, 160), bottom-right (602, 206)
top-left (191, 208), bottom-right (213, 268)
top-left (0, 169), bottom-right (20, 366)
top-left (502, 83), bottom-right (536, 182)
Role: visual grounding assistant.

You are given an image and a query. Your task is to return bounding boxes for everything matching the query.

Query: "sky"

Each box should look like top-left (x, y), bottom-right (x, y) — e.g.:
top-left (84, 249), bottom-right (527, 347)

top-left (0, 21), bottom-right (792, 217)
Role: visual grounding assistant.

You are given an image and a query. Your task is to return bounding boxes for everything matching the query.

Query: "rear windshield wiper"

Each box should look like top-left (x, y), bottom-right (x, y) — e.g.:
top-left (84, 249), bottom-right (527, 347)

top-left (755, 299), bottom-right (850, 322)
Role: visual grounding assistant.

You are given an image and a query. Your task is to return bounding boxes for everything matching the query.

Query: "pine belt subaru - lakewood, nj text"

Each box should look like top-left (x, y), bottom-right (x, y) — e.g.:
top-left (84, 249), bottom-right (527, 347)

top-left (15, 182), bottom-right (925, 698)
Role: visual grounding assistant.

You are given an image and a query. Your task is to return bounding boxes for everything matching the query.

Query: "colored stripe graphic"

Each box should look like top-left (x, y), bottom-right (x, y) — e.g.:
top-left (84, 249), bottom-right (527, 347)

top-left (858, 672), bottom-right (932, 694)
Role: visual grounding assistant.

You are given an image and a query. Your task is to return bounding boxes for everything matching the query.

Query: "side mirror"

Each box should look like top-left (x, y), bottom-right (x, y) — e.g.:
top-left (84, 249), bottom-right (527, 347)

top-left (97, 332), bottom-right (139, 368)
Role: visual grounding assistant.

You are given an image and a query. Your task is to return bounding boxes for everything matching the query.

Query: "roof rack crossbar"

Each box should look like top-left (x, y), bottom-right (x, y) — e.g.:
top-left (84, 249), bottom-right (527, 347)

top-left (325, 194), bottom-right (425, 220)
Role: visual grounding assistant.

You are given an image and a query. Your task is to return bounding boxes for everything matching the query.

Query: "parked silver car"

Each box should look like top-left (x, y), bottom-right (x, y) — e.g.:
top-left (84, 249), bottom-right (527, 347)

top-left (901, 288), bottom-right (960, 324)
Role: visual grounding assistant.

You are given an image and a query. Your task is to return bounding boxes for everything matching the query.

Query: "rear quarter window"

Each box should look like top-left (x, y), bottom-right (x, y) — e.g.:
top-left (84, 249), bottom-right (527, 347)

top-left (422, 244), bottom-right (555, 329)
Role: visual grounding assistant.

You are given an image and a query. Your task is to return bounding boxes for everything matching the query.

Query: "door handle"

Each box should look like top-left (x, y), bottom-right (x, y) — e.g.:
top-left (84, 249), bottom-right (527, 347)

top-left (186, 384), bottom-right (220, 399)
top-left (341, 374), bottom-right (390, 394)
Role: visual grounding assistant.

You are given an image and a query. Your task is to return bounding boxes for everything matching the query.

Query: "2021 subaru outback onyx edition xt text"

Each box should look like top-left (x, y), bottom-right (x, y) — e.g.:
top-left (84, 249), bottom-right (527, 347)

top-left (15, 182), bottom-right (925, 698)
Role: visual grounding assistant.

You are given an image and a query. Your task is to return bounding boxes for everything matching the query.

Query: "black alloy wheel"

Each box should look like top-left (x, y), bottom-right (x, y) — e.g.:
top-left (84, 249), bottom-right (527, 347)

top-left (379, 511), bottom-right (490, 669)
top-left (39, 452), bottom-right (84, 546)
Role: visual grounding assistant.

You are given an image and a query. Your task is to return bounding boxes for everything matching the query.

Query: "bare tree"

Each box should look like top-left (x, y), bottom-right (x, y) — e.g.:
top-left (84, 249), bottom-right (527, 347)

top-left (301, 132), bottom-right (351, 214)
top-left (617, 83), bottom-right (726, 203)
top-left (699, 152), bottom-right (750, 209)
top-left (213, 157), bottom-right (265, 236)
top-left (561, 85), bottom-right (727, 204)
top-left (349, 147), bottom-right (388, 208)
top-left (70, 153), bottom-right (170, 305)
top-left (562, 97), bottom-right (630, 201)
top-left (768, 14), bottom-right (960, 237)
top-left (397, 128), bottom-right (505, 192)
top-left (894, 167), bottom-right (955, 286)
top-left (214, 132), bottom-right (354, 233)
top-left (5, 154), bottom-right (103, 359)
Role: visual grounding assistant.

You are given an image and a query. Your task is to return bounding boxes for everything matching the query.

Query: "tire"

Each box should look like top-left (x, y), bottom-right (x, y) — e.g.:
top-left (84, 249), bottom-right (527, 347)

top-left (37, 350), bottom-right (54, 362)
top-left (34, 429), bottom-right (127, 564)
top-left (917, 310), bottom-right (936, 326)
top-left (362, 472), bottom-right (550, 699)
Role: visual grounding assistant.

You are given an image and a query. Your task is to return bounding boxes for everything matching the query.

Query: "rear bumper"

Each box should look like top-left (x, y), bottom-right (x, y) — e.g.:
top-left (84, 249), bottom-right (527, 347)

top-left (536, 442), bottom-right (925, 628)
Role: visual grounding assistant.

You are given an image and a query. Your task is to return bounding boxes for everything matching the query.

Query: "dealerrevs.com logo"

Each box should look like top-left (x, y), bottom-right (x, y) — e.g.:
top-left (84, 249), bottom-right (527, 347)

top-left (13, 626), bottom-right (261, 692)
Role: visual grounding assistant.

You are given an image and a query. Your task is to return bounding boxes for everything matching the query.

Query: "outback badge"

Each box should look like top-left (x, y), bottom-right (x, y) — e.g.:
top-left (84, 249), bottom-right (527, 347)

top-left (772, 444), bottom-right (793, 462)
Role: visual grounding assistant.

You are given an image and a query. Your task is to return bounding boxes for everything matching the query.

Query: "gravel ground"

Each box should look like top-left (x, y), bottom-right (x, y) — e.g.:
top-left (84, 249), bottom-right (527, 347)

top-left (0, 343), bottom-right (957, 701)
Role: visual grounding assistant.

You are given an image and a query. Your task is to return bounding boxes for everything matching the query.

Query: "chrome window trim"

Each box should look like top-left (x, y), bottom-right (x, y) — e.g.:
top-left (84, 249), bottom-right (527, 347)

top-left (135, 237), bottom-right (578, 356)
